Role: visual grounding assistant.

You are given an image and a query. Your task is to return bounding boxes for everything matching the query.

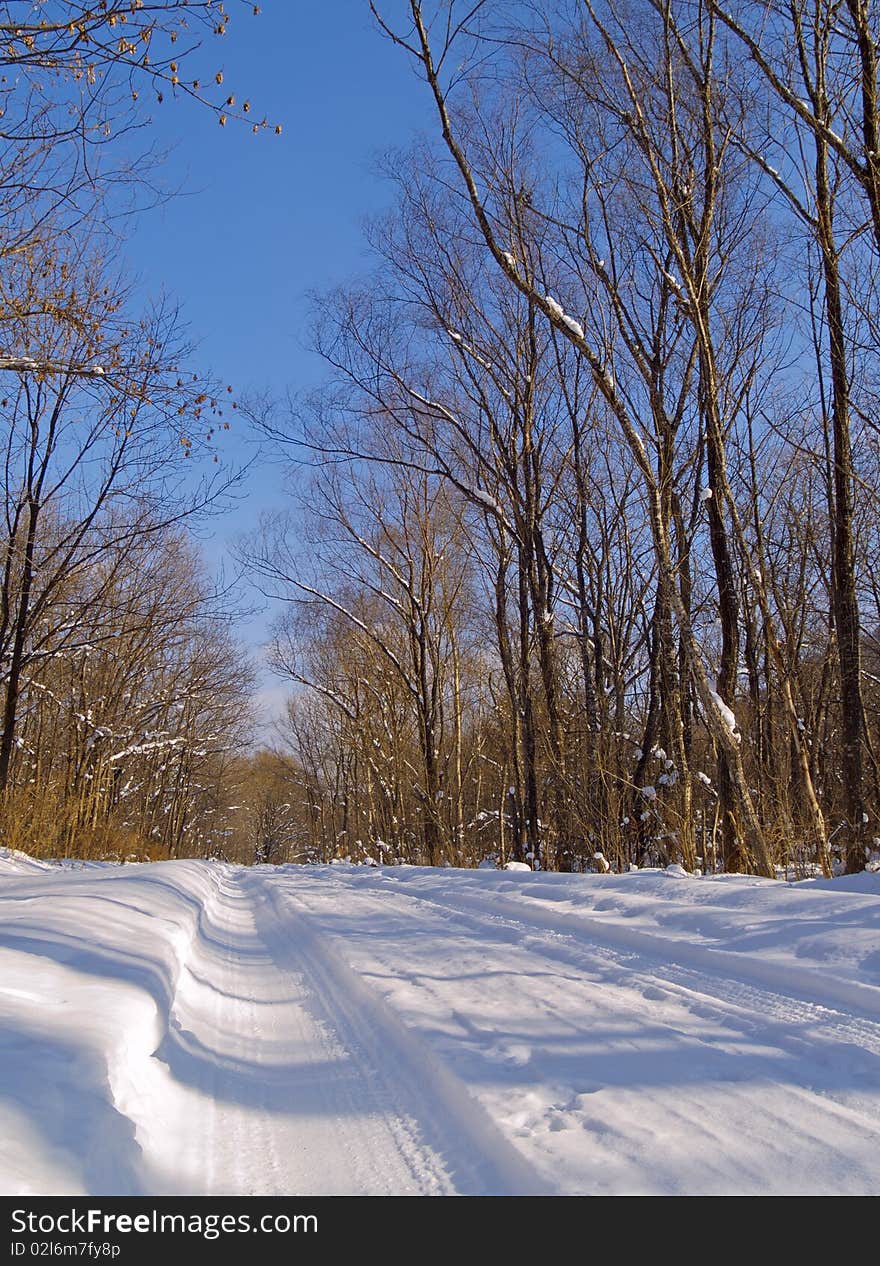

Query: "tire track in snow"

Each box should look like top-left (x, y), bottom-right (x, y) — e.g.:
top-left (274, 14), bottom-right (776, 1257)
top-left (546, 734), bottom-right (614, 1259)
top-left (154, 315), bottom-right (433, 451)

top-left (252, 871), bottom-right (552, 1195)
top-left (266, 868), bottom-right (880, 1193)
top-left (336, 871), bottom-right (880, 1053)
top-left (6, 859), bottom-right (878, 1194)
top-left (128, 868), bottom-right (548, 1194)
top-left (141, 869), bottom-right (442, 1194)
top-left (367, 873), bottom-right (880, 1020)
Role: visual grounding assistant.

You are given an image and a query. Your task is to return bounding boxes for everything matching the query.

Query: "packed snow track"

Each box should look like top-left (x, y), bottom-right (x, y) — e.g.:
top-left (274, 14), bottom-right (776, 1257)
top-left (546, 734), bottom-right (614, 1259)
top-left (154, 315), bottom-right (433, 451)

top-left (1, 854), bottom-right (879, 1195)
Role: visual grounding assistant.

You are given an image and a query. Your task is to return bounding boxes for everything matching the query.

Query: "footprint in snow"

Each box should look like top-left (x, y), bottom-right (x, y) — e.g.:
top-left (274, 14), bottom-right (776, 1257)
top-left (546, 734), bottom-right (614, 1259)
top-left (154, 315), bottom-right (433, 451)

top-left (548, 1111), bottom-right (572, 1133)
top-left (641, 985), bottom-right (668, 1002)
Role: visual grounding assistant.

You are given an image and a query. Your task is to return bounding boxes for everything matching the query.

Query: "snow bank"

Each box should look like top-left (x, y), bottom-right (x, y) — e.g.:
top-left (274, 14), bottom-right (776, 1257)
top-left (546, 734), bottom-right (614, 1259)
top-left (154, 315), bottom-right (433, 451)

top-left (0, 848), bottom-right (59, 876)
top-left (0, 859), bottom-right (226, 1195)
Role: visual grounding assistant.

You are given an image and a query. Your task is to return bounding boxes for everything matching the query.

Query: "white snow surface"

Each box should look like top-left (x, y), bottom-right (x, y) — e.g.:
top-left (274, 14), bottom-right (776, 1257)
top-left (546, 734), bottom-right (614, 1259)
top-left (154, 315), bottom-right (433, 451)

top-left (1, 850), bottom-right (879, 1196)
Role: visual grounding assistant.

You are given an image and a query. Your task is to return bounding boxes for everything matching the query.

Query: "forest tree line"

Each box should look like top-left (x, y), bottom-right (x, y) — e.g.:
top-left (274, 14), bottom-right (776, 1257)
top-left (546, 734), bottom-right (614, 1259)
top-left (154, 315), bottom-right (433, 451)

top-left (5, 1), bottom-right (880, 879)
top-left (0, 3), bottom-right (268, 861)
top-left (246, 0), bottom-right (880, 878)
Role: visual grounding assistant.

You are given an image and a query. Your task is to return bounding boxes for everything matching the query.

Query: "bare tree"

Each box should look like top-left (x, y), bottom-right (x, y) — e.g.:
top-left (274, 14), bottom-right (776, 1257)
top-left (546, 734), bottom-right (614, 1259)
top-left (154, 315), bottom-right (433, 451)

top-left (0, 238), bottom-right (237, 790)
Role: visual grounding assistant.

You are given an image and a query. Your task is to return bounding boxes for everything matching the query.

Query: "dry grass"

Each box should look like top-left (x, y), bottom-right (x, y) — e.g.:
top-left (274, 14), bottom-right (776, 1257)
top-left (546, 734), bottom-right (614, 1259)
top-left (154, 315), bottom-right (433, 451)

top-left (0, 787), bottom-right (169, 863)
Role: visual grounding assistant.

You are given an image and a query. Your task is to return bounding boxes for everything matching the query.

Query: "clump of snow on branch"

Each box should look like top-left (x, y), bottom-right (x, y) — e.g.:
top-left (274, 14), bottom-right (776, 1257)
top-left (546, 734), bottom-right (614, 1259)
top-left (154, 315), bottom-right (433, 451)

top-left (543, 294), bottom-right (584, 340)
top-left (709, 690), bottom-right (740, 743)
top-left (470, 487), bottom-right (503, 516)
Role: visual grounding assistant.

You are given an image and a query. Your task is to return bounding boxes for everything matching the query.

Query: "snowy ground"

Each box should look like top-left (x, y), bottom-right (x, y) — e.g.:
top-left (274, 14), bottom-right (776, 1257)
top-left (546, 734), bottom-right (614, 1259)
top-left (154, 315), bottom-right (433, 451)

top-left (1, 851), bottom-right (878, 1196)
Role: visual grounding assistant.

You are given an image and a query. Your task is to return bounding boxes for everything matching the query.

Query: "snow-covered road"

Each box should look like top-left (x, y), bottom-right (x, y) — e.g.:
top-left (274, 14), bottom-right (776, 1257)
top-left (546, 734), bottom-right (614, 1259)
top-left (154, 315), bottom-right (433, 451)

top-left (1, 854), bottom-right (879, 1195)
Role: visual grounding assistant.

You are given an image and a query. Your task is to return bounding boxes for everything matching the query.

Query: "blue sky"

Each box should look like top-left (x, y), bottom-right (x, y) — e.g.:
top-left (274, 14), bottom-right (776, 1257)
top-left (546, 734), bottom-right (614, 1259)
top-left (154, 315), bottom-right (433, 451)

top-left (121, 2), bottom-right (430, 728)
